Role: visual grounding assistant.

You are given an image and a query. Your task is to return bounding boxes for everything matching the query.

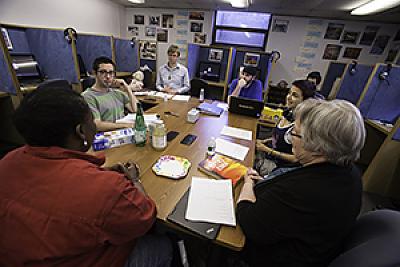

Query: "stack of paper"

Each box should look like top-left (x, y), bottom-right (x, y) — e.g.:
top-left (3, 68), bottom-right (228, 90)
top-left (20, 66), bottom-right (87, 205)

top-left (220, 126), bottom-right (252, 141)
top-left (185, 177), bottom-right (236, 226)
top-left (172, 95), bottom-right (191, 102)
top-left (215, 138), bottom-right (249, 161)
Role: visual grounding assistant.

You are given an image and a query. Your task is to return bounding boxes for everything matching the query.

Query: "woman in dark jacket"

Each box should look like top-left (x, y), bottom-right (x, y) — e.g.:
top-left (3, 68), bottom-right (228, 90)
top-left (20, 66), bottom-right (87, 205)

top-left (237, 99), bottom-right (366, 267)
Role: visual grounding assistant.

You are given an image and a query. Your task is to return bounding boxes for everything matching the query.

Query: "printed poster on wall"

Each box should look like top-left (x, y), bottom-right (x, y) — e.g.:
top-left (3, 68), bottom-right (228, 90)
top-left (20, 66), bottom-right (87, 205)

top-left (149, 16), bottom-right (160, 26)
top-left (324, 23), bottom-right (344, 40)
top-left (176, 19), bottom-right (189, 30)
top-left (359, 26), bottom-right (379, 46)
top-left (134, 15), bottom-right (145, 25)
top-left (162, 14), bottom-right (174, 28)
top-left (189, 11), bottom-right (204, 20)
top-left (370, 35), bottom-right (391, 55)
top-left (272, 19), bottom-right (289, 33)
top-left (194, 33), bottom-right (206, 44)
top-left (343, 47), bottom-right (362, 60)
top-left (322, 44), bottom-right (342, 60)
top-left (139, 40), bottom-right (157, 60)
top-left (145, 26), bottom-right (156, 37)
top-left (340, 31), bottom-right (360, 44)
top-left (385, 43), bottom-right (400, 62)
top-left (157, 28), bottom-right (168, 42)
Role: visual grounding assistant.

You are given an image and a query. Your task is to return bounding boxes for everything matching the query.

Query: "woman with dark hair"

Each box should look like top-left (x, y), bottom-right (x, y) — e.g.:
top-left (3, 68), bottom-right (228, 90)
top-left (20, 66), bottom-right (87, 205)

top-left (0, 80), bottom-right (172, 267)
top-left (255, 79), bottom-right (316, 176)
top-left (238, 99), bottom-right (366, 267)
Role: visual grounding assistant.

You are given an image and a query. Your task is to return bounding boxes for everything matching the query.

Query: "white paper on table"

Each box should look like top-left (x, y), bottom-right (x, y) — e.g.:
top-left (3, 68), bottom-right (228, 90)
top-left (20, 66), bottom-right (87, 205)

top-left (116, 113), bottom-right (159, 126)
top-left (220, 126), bottom-right (252, 141)
top-left (155, 92), bottom-right (174, 99)
top-left (216, 103), bottom-right (229, 111)
top-left (172, 95), bottom-right (190, 101)
top-left (185, 177), bottom-right (236, 226)
top-left (134, 91), bottom-right (149, 96)
top-left (215, 138), bottom-right (249, 161)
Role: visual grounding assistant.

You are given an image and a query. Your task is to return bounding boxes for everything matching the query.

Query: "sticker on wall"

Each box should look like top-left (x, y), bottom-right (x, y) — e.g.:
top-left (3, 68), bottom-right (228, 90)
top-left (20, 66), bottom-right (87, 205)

top-left (157, 28), bottom-right (168, 43)
top-left (272, 19), bottom-right (289, 33)
top-left (162, 14), bottom-right (174, 28)
top-left (194, 33), bottom-right (206, 44)
top-left (177, 10), bottom-right (189, 18)
top-left (208, 49), bottom-right (223, 62)
top-left (1, 28), bottom-right (13, 50)
top-left (139, 40), bottom-right (157, 60)
top-left (176, 29), bottom-right (188, 38)
top-left (134, 15), bottom-right (145, 25)
top-left (385, 43), bottom-right (400, 62)
top-left (127, 26), bottom-right (139, 36)
top-left (324, 23), bottom-right (344, 40)
top-left (359, 26), bottom-right (379, 46)
top-left (190, 22), bottom-right (203, 33)
top-left (322, 44), bottom-right (342, 60)
top-left (342, 47), bottom-right (362, 60)
top-left (340, 31), bottom-right (360, 44)
top-left (244, 53), bottom-right (260, 67)
top-left (189, 11), bottom-right (204, 20)
top-left (149, 16), bottom-right (160, 26)
top-left (176, 19), bottom-right (189, 30)
top-left (145, 26), bottom-right (156, 37)
top-left (370, 35), bottom-right (391, 55)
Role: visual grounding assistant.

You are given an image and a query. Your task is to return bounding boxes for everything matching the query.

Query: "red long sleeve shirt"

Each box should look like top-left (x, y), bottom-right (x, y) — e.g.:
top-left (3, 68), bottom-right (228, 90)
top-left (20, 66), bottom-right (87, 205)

top-left (0, 146), bottom-right (156, 267)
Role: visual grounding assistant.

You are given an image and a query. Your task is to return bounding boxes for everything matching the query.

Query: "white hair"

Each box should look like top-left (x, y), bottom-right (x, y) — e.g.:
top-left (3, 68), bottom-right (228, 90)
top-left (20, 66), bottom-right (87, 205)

top-left (294, 99), bottom-right (366, 166)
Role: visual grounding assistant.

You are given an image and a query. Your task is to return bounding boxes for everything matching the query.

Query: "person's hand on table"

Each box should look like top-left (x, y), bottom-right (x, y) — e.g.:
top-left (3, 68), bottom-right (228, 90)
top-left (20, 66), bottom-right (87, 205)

top-left (105, 161), bottom-right (140, 182)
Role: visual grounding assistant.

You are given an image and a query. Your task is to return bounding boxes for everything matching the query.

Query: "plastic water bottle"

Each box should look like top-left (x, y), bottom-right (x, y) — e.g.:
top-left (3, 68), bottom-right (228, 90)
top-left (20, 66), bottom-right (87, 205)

top-left (199, 88), bottom-right (205, 102)
top-left (207, 137), bottom-right (216, 157)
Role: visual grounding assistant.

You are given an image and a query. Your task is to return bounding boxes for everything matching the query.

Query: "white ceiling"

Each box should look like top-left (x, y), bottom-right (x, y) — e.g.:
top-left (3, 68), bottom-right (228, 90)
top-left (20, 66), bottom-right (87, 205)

top-left (111, 0), bottom-right (400, 24)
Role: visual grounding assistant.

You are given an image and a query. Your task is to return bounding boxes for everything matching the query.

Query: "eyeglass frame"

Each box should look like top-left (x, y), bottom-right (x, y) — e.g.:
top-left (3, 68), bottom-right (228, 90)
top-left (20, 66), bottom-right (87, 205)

top-left (287, 127), bottom-right (302, 144)
top-left (97, 70), bottom-right (116, 77)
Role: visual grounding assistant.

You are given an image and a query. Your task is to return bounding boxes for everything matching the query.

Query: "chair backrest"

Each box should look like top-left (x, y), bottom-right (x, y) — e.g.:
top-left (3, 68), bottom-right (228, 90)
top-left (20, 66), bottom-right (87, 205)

top-left (190, 78), bottom-right (208, 98)
top-left (81, 77), bottom-right (96, 91)
top-left (328, 209), bottom-right (400, 267)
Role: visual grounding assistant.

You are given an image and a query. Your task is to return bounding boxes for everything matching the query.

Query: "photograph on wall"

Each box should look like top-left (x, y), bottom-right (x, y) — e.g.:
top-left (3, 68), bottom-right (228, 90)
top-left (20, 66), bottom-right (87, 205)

top-left (343, 47), bottom-right (362, 60)
top-left (139, 40), bottom-right (157, 60)
top-left (189, 11), bottom-right (204, 20)
top-left (324, 23), bottom-right (344, 40)
top-left (162, 14), bottom-right (174, 28)
top-left (359, 26), bottom-right (379, 45)
top-left (208, 49), bottom-right (223, 62)
top-left (127, 26), bottom-right (139, 36)
top-left (394, 29), bottom-right (400, 42)
top-left (385, 43), bottom-right (400, 62)
top-left (244, 53), bottom-right (260, 67)
top-left (190, 22), bottom-right (203, 33)
top-left (149, 15), bottom-right (160, 26)
top-left (194, 33), bottom-right (206, 44)
top-left (1, 27), bottom-right (13, 50)
top-left (322, 44), bottom-right (342, 60)
top-left (272, 19), bottom-right (289, 33)
top-left (145, 26), bottom-right (156, 37)
top-left (156, 28), bottom-right (168, 42)
top-left (134, 15), bottom-right (145, 25)
top-left (370, 35), bottom-right (391, 55)
top-left (340, 31), bottom-right (360, 44)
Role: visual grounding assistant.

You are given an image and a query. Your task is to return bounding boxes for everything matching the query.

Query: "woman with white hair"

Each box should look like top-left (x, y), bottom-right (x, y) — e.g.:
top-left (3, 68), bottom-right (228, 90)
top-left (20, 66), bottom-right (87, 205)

top-left (237, 99), bottom-right (366, 267)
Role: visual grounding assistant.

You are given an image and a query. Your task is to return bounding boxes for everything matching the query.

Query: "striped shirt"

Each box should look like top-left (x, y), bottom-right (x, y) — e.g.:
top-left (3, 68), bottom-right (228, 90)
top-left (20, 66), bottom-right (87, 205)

top-left (156, 63), bottom-right (190, 94)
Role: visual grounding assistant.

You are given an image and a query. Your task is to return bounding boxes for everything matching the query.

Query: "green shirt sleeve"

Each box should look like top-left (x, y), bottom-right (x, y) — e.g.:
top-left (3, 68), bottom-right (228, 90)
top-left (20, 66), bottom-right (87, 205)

top-left (82, 92), bottom-right (101, 120)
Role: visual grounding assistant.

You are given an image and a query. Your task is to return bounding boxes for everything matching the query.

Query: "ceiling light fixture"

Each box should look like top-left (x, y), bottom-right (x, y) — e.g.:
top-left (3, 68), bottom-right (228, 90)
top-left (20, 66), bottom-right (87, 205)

top-left (230, 0), bottom-right (250, 8)
top-left (128, 0), bottom-right (145, 4)
top-left (351, 0), bottom-right (400, 15)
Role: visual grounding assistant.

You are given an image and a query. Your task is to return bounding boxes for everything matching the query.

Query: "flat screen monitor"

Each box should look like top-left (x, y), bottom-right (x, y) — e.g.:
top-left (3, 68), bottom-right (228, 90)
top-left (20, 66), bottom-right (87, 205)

top-left (198, 61), bottom-right (221, 82)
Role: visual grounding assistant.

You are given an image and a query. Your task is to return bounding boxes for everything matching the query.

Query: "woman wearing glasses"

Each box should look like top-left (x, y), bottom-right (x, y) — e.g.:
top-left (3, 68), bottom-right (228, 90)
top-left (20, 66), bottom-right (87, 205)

top-left (82, 56), bottom-right (139, 132)
top-left (255, 79), bottom-right (317, 176)
top-left (237, 99), bottom-right (366, 267)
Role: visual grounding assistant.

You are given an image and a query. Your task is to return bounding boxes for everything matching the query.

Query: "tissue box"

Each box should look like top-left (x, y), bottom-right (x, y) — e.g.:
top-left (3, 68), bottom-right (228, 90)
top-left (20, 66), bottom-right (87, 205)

top-left (187, 108), bottom-right (200, 123)
top-left (261, 107), bottom-right (283, 124)
top-left (93, 128), bottom-right (135, 151)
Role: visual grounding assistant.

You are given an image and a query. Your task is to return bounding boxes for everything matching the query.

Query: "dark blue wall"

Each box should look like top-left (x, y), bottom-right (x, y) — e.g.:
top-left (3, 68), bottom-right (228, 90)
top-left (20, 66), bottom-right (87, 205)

top-left (76, 34), bottom-right (112, 73)
top-left (320, 62), bottom-right (346, 97)
top-left (115, 38), bottom-right (139, 72)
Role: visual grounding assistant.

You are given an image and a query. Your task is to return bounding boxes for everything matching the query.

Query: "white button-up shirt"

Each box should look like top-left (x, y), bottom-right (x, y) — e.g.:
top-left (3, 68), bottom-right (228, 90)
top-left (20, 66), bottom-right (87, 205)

top-left (156, 63), bottom-right (190, 94)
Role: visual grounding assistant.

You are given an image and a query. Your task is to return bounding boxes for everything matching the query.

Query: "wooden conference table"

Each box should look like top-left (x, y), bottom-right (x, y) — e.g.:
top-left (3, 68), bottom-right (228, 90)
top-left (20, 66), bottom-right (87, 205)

top-left (93, 98), bottom-right (258, 251)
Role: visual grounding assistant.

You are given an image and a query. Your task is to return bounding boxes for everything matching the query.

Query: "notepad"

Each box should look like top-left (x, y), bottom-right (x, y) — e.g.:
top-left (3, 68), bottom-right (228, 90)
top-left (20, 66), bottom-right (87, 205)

top-left (185, 177), bottom-right (236, 226)
top-left (172, 95), bottom-right (191, 102)
top-left (220, 126), bottom-right (252, 141)
top-left (215, 138), bottom-right (249, 161)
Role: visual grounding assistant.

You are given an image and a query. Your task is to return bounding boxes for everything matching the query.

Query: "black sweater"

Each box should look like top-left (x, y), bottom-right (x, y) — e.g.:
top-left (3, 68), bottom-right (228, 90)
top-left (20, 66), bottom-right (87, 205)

top-left (237, 162), bottom-right (362, 267)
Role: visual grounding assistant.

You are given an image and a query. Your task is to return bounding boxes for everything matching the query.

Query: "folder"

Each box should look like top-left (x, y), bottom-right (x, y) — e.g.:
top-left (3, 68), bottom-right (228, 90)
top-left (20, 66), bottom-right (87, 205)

top-left (167, 189), bottom-right (221, 240)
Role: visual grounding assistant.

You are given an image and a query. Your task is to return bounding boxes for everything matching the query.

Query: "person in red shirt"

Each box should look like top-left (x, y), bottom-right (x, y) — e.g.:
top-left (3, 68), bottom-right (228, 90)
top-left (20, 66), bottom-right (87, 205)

top-left (0, 80), bottom-right (172, 267)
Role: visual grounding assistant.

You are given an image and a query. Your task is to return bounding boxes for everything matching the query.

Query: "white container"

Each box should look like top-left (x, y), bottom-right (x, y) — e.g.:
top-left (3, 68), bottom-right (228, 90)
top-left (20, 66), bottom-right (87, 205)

top-left (98, 128), bottom-right (135, 149)
top-left (199, 88), bottom-right (205, 102)
top-left (207, 137), bottom-right (216, 156)
top-left (187, 108), bottom-right (200, 123)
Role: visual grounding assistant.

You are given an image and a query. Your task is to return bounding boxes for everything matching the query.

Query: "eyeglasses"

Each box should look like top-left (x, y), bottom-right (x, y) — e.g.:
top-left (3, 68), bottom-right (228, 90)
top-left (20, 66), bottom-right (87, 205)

top-left (97, 70), bottom-right (116, 76)
top-left (287, 127), bottom-right (302, 144)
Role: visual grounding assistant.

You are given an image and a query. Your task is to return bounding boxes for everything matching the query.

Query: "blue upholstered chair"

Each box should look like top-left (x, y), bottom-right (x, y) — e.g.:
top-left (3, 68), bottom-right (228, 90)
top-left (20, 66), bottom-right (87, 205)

top-left (328, 209), bottom-right (400, 267)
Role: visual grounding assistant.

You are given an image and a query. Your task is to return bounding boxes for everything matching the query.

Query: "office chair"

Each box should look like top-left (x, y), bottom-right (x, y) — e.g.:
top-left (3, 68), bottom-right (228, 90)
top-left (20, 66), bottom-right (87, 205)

top-left (328, 209), bottom-right (400, 267)
top-left (190, 78), bottom-right (208, 98)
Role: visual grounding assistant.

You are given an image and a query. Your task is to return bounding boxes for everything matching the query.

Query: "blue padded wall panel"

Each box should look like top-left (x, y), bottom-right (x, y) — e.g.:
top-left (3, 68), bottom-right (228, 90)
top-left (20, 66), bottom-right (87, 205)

top-left (320, 62), bottom-right (346, 97)
top-left (115, 39), bottom-right (139, 72)
top-left (187, 44), bottom-right (200, 79)
top-left (76, 35), bottom-right (112, 73)
top-left (26, 29), bottom-right (79, 83)
top-left (393, 127), bottom-right (400, 141)
top-left (0, 48), bottom-right (16, 94)
top-left (336, 64), bottom-right (374, 104)
top-left (198, 47), bottom-right (229, 81)
top-left (6, 28), bottom-right (31, 54)
top-left (231, 51), bottom-right (270, 86)
top-left (359, 65), bottom-right (400, 124)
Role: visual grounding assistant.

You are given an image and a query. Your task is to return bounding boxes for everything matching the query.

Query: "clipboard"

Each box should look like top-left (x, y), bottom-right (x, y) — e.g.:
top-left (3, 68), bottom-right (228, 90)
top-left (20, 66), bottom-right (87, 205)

top-left (167, 189), bottom-right (221, 240)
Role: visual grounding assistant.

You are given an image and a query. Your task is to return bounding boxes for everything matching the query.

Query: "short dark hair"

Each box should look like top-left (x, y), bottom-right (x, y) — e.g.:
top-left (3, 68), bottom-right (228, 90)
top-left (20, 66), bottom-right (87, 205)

top-left (243, 66), bottom-right (257, 77)
top-left (167, 45), bottom-right (180, 57)
top-left (292, 79), bottom-right (316, 100)
top-left (14, 80), bottom-right (91, 147)
top-left (92, 56), bottom-right (115, 72)
top-left (307, 71), bottom-right (322, 85)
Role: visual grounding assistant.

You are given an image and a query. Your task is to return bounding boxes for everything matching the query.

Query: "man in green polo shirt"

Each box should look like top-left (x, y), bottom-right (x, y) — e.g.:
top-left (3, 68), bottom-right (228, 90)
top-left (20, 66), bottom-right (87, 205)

top-left (82, 57), bottom-right (138, 132)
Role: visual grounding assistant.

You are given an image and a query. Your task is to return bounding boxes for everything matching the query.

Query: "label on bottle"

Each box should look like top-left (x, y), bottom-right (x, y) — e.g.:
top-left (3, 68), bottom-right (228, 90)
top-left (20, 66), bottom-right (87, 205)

top-left (152, 135), bottom-right (167, 150)
top-left (135, 129), bottom-right (147, 146)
